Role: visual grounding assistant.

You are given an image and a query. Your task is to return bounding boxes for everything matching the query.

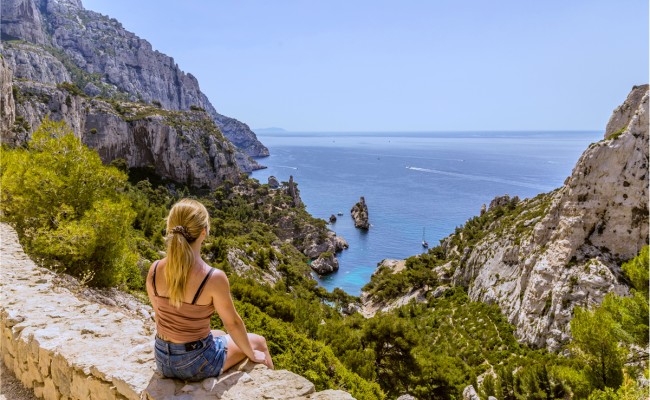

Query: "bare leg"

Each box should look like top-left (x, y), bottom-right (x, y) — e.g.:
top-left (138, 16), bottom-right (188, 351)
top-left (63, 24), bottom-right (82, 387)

top-left (222, 333), bottom-right (274, 372)
top-left (211, 329), bottom-right (227, 337)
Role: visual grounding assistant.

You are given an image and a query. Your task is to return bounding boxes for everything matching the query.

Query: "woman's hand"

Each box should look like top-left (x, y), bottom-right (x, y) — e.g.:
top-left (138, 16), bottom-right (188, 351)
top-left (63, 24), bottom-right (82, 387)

top-left (251, 350), bottom-right (270, 367)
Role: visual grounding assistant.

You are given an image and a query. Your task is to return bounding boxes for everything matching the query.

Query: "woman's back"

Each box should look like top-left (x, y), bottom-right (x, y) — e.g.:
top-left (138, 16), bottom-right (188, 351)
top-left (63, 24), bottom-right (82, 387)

top-left (147, 198), bottom-right (273, 380)
top-left (150, 259), bottom-right (216, 343)
top-left (151, 259), bottom-right (214, 305)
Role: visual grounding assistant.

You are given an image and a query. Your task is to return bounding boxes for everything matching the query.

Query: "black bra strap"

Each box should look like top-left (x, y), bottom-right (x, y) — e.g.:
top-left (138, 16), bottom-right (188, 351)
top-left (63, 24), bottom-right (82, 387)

top-left (152, 260), bottom-right (160, 296)
top-left (191, 269), bottom-right (214, 305)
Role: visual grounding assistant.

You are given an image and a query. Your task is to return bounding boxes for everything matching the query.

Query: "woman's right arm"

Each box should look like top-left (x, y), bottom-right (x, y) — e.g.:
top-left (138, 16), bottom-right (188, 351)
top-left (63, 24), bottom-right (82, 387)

top-left (145, 261), bottom-right (157, 312)
top-left (210, 270), bottom-right (266, 364)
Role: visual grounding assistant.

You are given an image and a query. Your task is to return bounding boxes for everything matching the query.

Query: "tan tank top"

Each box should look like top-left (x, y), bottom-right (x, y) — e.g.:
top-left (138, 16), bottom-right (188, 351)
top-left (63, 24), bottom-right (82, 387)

top-left (151, 261), bottom-right (215, 342)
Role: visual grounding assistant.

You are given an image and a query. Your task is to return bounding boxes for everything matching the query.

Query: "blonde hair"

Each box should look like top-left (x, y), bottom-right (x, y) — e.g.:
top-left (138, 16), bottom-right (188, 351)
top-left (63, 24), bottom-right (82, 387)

top-left (165, 199), bottom-right (210, 308)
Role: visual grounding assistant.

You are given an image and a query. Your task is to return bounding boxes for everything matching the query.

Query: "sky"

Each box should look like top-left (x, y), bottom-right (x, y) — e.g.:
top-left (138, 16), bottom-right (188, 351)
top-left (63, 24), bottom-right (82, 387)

top-left (83, 0), bottom-right (648, 132)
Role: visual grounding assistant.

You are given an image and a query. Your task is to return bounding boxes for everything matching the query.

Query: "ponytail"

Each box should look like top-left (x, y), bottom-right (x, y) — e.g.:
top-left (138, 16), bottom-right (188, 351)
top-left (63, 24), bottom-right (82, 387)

top-left (164, 199), bottom-right (210, 308)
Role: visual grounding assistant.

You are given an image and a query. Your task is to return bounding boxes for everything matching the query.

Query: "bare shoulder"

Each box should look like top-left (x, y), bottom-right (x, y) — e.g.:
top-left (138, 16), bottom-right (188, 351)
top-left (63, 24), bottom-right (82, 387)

top-left (147, 258), bottom-right (166, 277)
top-left (208, 267), bottom-right (227, 282)
top-left (206, 267), bottom-right (230, 291)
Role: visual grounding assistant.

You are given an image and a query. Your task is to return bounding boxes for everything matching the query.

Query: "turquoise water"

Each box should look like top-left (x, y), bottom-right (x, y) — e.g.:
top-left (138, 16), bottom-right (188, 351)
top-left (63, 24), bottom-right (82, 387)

top-left (251, 131), bottom-right (601, 296)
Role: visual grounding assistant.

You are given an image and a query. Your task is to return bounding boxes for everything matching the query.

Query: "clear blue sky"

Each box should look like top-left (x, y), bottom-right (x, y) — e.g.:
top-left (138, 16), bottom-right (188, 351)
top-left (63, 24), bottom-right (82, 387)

top-left (84, 0), bottom-right (648, 132)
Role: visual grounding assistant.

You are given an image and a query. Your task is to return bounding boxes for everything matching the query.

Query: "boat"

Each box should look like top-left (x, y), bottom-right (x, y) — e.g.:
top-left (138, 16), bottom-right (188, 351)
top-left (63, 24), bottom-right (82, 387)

top-left (422, 227), bottom-right (429, 248)
top-left (337, 211), bottom-right (343, 216)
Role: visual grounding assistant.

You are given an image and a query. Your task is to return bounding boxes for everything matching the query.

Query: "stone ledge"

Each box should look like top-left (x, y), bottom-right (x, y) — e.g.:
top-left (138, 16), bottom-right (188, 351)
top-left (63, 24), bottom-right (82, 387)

top-left (0, 223), bottom-right (354, 399)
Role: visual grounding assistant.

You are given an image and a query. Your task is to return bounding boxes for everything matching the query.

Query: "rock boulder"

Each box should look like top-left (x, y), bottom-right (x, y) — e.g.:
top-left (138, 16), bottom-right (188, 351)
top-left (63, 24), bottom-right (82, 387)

top-left (268, 175), bottom-right (280, 189)
top-left (311, 252), bottom-right (339, 275)
top-left (351, 197), bottom-right (370, 229)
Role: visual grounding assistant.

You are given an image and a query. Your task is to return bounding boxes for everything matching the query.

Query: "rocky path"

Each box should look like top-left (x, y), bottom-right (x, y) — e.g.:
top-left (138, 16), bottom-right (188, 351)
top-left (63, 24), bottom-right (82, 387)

top-left (1, 361), bottom-right (37, 400)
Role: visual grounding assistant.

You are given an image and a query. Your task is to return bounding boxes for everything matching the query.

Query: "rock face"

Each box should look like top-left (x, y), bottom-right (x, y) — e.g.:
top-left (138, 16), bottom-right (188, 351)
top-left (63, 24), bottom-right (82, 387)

top-left (0, 0), bottom-right (268, 170)
top-left (0, 223), bottom-right (352, 400)
top-left (606, 85), bottom-right (649, 138)
top-left (144, 361), bottom-right (355, 399)
top-left (451, 85), bottom-right (649, 349)
top-left (489, 194), bottom-right (519, 211)
top-left (351, 197), bottom-right (370, 229)
top-left (360, 259), bottom-right (428, 317)
top-left (0, 57), bottom-right (16, 136)
top-left (301, 231), bottom-right (349, 260)
top-left (5, 75), bottom-right (242, 188)
top-left (268, 175), bottom-right (280, 189)
top-left (311, 253), bottom-right (339, 275)
top-left (462, 385), bottom-right (481, 400)
top-left (287, 175), bottom-right (303, 208)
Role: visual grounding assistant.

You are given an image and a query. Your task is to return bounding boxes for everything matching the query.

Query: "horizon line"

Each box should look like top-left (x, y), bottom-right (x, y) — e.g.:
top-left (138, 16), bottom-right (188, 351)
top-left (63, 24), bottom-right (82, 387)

top-left (253, 129), bottom-right (603, 134)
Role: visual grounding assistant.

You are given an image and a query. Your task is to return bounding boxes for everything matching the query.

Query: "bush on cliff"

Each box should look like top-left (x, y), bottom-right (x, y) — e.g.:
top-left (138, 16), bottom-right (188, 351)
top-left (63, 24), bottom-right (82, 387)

top-left (0, 119), bottom-right (139, 287)
top-left (570, 246), bottom-right (649, 392)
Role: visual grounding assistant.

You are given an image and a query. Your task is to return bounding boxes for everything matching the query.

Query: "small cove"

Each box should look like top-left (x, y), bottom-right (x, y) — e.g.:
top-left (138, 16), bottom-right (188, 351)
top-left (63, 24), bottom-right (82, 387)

top-left (251, 131), bottom-right (601, 296)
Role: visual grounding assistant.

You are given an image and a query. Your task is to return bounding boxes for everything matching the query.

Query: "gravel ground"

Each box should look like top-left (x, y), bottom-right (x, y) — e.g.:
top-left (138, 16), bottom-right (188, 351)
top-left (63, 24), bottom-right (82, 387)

top-left (0, 361), bottom-right (37, 400)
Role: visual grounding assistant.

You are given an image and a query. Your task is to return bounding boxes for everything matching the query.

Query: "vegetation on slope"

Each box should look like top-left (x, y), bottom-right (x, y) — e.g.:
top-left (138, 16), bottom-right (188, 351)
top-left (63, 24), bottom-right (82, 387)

top-left (361, 191), bottom-right (649, 399)
top-left (1, 120), bottom-right (647, 399)
top-left (0, 119), bottom-right (381, 399)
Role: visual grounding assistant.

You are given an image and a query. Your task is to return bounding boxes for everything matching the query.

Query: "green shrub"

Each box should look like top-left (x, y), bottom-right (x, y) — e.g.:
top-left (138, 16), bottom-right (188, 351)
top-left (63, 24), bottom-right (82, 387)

top-left (622, 245), bottom-right (648, 296)
top-left (0, 118), bottom-right (138, 287)
top-left (56, 81), bottom-right (85, 97)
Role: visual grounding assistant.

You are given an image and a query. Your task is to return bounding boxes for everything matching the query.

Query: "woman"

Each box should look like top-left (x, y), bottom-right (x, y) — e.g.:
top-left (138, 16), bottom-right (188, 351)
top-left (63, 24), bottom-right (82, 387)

top-left (146, 199), bottom-right (274, 381)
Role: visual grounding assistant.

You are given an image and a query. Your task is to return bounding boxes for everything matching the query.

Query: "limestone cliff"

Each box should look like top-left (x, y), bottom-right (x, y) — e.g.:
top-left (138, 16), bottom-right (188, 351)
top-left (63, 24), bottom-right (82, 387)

top-left (363, 85), bottom-right (649, 350)
top-left (458, 85), bottom-right (649, 349)
top-left (2, 64), bottom-right (242, 188)
top-left (0, 56), bottom-right (16, 135)
top-left (1, 0), bottom-right (268, 170)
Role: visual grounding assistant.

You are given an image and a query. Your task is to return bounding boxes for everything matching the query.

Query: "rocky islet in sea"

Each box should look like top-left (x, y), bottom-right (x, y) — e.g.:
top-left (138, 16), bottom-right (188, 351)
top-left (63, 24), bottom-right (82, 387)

top-left (350, 196), bottom-right (370, 229)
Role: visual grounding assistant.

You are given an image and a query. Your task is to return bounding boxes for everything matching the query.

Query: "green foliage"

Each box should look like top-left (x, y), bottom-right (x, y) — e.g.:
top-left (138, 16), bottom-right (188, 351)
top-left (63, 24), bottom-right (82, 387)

top-left (600, 292), bottom-right (649, 349)
top-left (56, 81), bottom-right (86, 97)
top-left (621, 245), bottom-right (648, 297)
top-left (570, 246), bottom-right (650, 394)
top-left (362, 252), bottom-right (441, 302)
top-left (0, 119), bottom-right (139, 287)
top-left (361, 315), bottom-right (419, 397)
top-left (571, 306), bottom-right (625, 390)
top-left (12, 115), bottom-right (31, 134)
top-left (607, 127), bottom-right (627, 141)
top-left (222, 301), bottom-right (385, 399)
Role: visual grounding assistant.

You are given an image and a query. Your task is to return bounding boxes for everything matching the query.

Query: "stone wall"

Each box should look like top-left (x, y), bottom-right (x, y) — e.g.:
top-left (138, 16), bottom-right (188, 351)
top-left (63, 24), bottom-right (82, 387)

top-left (0, 223), bottom-right (354, 400)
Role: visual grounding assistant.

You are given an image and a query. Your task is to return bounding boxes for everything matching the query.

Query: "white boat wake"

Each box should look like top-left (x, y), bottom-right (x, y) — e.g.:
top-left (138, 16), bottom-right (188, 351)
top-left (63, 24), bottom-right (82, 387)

top-left (406, 166), bottom-right (553, 191)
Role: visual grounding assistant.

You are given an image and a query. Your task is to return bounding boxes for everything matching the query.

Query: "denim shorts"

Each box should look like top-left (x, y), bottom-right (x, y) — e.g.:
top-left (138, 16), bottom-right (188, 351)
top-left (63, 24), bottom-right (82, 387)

top-left (154, 333), bottom-right (228, 381)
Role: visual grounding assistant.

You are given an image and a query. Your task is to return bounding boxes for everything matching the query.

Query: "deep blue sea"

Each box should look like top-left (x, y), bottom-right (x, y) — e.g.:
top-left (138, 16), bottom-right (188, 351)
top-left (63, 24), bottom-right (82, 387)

top-left (251, 131), bottom-right (601, 296)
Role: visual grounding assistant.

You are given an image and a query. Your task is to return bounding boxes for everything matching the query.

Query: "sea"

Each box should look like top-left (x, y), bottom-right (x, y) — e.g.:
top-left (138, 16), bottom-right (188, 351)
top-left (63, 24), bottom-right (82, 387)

top-left (250, 131), bottom-right (601, 296)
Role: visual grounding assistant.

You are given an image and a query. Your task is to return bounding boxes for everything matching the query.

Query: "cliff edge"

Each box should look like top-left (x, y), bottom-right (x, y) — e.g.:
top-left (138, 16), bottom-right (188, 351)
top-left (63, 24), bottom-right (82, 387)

top-left (462, 84), bottom-right (649, 349)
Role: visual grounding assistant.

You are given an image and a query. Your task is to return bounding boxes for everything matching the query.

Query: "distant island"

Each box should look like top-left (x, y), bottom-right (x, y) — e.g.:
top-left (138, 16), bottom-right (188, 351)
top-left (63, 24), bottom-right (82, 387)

top-left (254, 127), bottom-right (288, 133)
